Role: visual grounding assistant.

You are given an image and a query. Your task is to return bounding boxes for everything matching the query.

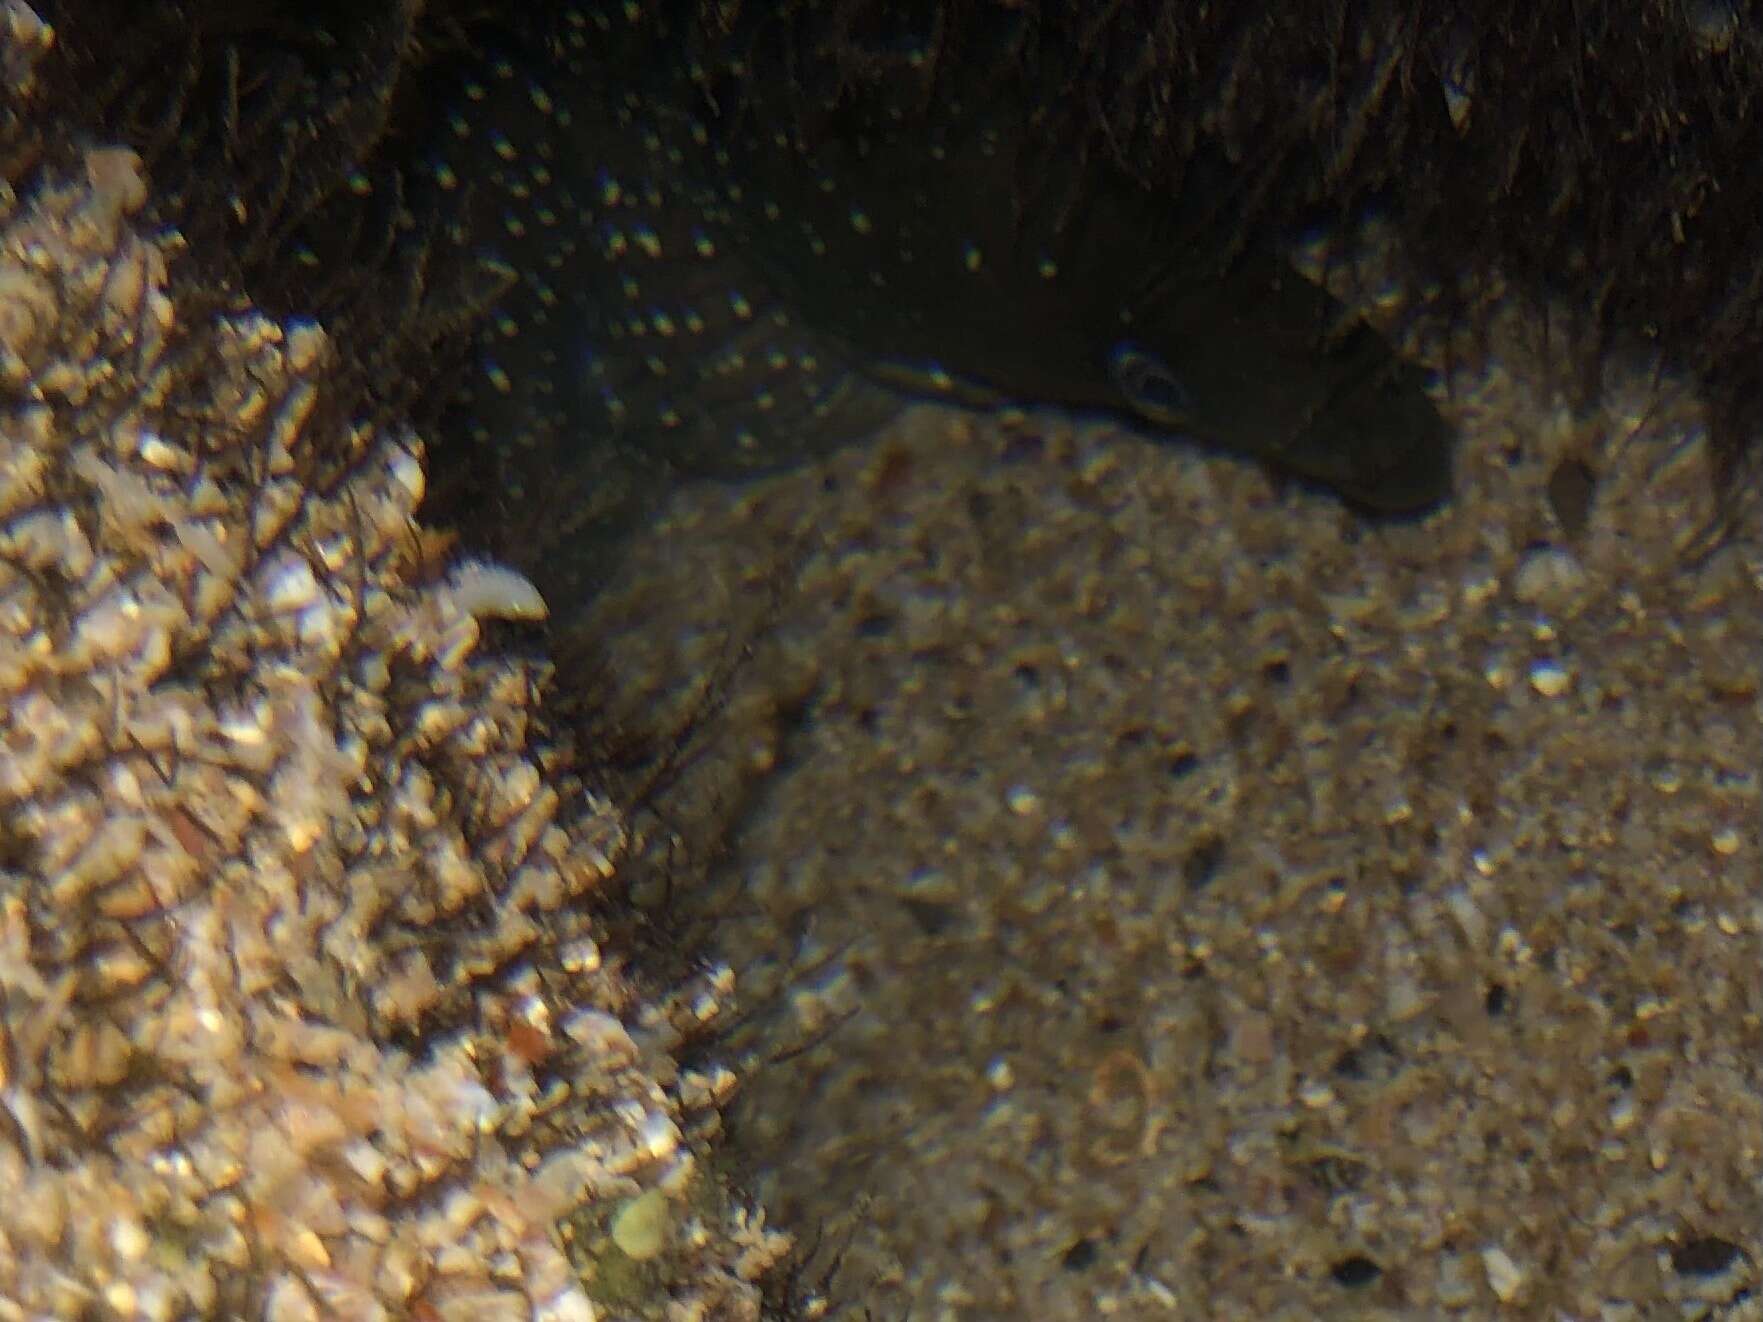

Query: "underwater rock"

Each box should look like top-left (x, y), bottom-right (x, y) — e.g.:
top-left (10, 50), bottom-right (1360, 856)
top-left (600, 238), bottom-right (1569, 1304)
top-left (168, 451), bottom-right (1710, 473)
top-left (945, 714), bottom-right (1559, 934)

top-left (0, 13), bottom-right (789, 1313)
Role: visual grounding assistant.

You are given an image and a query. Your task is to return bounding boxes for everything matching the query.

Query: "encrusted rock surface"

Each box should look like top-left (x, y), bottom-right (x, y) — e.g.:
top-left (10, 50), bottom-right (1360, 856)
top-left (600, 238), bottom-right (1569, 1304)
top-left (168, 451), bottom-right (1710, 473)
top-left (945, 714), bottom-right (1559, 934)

top-left (0, 17), bottom-right (787, 1317)
top-left (573, 296), bottom-right (1762, 1318)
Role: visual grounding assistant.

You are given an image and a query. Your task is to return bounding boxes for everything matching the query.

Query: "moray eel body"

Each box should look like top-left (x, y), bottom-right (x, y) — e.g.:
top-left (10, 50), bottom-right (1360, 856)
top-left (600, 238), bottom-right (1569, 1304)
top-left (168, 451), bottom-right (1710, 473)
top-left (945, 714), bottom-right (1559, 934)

top-left (440, 16), bottom-right (1455, 516)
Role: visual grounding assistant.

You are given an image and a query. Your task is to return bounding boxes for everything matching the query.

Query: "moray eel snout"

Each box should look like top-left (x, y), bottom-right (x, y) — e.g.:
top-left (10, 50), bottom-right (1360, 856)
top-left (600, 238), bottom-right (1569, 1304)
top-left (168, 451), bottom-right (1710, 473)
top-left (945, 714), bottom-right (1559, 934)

top-left (1109, 331), bottom-right (1452, 513)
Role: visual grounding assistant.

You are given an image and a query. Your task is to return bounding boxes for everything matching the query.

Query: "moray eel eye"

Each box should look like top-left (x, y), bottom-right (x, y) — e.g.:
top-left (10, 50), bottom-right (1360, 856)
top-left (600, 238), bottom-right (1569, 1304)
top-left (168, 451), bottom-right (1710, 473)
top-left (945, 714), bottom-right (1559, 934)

top-left (1108, 342), bottom-right (1193, 428)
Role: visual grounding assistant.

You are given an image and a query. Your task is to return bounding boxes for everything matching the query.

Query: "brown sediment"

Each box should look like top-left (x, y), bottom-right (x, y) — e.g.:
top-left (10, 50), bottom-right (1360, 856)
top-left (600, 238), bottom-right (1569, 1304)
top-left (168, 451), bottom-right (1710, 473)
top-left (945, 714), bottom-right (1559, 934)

top-left (570, 280), bottom-right (1760, 1317)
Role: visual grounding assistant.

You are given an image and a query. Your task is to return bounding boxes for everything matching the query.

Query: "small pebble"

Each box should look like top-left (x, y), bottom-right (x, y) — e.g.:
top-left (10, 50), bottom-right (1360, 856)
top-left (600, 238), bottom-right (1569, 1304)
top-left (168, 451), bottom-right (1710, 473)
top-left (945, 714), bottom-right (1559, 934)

top-left (1528, 658), bottom-right (1572, 697)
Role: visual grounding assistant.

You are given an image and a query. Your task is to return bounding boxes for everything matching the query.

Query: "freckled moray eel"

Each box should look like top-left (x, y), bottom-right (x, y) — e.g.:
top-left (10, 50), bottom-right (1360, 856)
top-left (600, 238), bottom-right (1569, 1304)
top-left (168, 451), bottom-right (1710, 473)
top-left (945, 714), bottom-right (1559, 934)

top-left (439, 15), bottom-right (1455, 519)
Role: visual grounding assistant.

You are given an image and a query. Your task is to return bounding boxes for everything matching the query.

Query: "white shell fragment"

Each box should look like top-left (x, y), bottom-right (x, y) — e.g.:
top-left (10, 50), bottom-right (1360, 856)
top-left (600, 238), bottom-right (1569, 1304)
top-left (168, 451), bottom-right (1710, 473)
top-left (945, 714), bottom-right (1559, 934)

top-left (443, 559), bottom-right (549, 621)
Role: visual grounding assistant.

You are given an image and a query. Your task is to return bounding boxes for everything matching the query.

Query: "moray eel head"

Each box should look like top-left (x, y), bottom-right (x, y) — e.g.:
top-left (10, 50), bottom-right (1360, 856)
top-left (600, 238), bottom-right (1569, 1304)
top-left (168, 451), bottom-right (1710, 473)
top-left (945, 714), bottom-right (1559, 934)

top-left (1103, 262), bottom-right (1454, 514)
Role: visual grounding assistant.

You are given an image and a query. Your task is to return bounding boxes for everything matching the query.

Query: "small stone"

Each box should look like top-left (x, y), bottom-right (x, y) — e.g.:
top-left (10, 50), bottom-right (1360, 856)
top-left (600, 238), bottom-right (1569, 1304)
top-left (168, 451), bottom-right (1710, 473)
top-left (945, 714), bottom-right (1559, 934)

top-left (1528, 657), bottom-right (1572, 697)
top-left (1512, 545), bottom-right (1586, 606)
top-left (610, 1188), bottom-right (671, 1261)
top-left (1482, 1245), bottom-right (1526, 1303)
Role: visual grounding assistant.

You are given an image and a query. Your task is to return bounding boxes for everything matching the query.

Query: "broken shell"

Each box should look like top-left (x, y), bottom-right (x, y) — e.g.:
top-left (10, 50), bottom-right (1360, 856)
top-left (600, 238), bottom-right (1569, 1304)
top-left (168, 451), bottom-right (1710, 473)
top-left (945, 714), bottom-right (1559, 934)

top-left (444, 560), bottom-right (548, 622)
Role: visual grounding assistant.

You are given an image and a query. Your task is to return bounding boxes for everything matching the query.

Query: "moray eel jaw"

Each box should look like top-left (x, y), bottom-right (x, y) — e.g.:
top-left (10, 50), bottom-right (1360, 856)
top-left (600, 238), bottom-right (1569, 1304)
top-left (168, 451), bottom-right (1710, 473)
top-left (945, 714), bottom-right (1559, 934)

top-left (1111, 345), bottom-right (1453, 513)
top-left (1103, 238), bottom-right (1455, 513)
top-left (1291, 352), bottom-right (1455, 514)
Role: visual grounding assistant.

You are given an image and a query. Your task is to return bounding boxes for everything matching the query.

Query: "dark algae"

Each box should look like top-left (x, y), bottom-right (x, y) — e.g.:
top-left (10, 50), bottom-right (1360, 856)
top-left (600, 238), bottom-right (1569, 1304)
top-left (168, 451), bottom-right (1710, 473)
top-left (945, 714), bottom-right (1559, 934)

top-left (439, 3), bottom-right (1456, 534)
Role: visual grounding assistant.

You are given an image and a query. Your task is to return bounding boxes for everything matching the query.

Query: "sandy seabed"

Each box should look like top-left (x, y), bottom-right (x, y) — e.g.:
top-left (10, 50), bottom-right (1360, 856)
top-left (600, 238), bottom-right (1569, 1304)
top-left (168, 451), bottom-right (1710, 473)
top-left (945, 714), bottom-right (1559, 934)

top-left (574, 302), bottom-right (1762, 1320)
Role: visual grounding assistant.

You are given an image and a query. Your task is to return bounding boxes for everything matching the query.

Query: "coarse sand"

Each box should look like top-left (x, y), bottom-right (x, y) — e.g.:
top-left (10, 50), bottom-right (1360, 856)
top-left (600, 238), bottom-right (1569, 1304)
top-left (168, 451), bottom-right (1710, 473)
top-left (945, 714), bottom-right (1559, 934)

top-left (569, 299), bottom-right (1761, 1319)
